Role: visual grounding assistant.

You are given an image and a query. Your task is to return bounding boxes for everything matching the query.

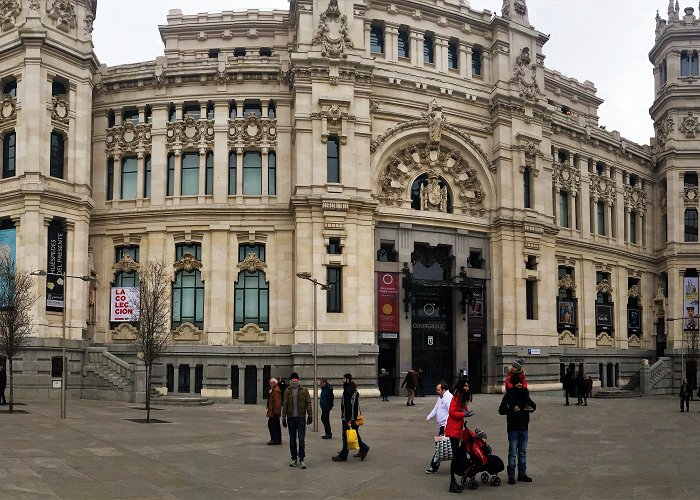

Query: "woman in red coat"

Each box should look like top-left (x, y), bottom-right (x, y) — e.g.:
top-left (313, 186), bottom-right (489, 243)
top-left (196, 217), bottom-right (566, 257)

top-left (445, 377), bottom-right (474, 493)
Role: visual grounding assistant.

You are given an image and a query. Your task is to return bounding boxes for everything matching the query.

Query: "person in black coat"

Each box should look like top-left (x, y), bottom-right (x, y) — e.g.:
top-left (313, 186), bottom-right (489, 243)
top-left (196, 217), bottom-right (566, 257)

top-left (576, 371), bottom-right (587, 406)
top-left (561, 367), bottom-right (573, 406)
top-left (680, 378), bottom-right (691, 412)
top-left (332, 373), bottom-right (370, 462)
top-left (378, 368), bottom-right (391, 401)
top-left (499, 373), bottom-right (536, 485)
top-left (0, 366), bottom-right (6, 405)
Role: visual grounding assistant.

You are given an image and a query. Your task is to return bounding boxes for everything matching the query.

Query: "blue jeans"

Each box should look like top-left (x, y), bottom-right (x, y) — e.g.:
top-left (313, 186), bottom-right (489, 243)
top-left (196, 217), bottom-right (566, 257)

top-left (287, 417), bottom-right (306, 461)
top-left (507, 430), bottom-right (528, 478)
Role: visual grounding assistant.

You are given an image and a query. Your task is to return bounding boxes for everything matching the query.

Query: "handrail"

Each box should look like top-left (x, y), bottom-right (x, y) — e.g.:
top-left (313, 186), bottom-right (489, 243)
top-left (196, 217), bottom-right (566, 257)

top-left (649, 357), bottom-right (671, 387)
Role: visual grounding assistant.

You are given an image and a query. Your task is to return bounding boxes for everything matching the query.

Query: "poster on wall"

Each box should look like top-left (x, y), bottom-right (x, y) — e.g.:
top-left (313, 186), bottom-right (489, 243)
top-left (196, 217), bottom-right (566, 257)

top-left (684, 276), bottom-right (699, 331)
top-left (595, 304), bottom-right (613, 332)
top-left (377, 272), bottom-right (399, 333)
top-left (468, 280), bottom-right (486, 340)
top-left (110, 287), bottom-right (140, 322)
top-left (558, 300), bottom-right (575, 330)
top-left (46, 223), bottom-right (66, 312)
top-left (627, 308), bottom-right (641, 334)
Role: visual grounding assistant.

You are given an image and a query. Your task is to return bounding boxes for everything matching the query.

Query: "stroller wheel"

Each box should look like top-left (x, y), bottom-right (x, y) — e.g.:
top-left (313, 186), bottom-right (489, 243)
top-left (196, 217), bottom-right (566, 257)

top-left (491, 476), bottom-right (501, 486)
top-left (468, 479), bottom-right (479, 490)
top-left (481, 472), bottom-right (490, 483)
top-left (461, 476), bottom-right (468, 486)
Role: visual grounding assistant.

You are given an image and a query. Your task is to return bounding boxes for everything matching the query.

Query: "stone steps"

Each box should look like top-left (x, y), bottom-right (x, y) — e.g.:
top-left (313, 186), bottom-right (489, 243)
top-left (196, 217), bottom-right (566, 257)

top-left (594, 389), bottom-right (642, 398)
top-left (152, 395), bottom-right (214, 406)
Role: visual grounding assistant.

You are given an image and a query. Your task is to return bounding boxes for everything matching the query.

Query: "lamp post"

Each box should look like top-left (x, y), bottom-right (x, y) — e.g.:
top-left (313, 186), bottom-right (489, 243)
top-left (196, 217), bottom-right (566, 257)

top-left (31, 270), bottom-right (95, 419)
top-left (296, 271), bottom-right (330, 433)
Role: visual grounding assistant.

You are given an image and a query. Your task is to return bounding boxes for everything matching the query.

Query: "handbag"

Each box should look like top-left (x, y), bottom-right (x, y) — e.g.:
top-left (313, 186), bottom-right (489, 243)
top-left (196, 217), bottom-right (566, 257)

top-left (355, 407), bottom-right (364, 427)
top-left (346, 428), bottom-right (360, 450)
top-left (434, 436), bottom-right (452, 461)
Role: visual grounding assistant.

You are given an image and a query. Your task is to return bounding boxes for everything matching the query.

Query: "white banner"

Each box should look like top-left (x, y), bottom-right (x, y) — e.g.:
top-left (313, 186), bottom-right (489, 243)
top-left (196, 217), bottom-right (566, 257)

top-left (110, 287), bottom-right (140, 322)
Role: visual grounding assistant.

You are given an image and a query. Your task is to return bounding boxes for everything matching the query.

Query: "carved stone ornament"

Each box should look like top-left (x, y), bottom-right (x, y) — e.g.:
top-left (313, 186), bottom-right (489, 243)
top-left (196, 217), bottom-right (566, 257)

top-left (423, 99), bottom-right (447, 144)
top-left (558, 273), bottom-right (576, 291)
top-left (228, 115), bottom-right (277, 146)
top-left (627, 284), bottom-right (642, 299)
top-left (214, 70), bottom-right (229, 86)
top-left (623, 185), bottom-right (647, 216)
top-left (112, 322), bottom-right (138, 341)
top-left (680, 111), bottom-right (700, 138)
top-left (660, 184), bottom-right (667, 214)
top-left (509, 47), bottom-right (539, 101)
top-left (48, 0), bottom-right (77, 32)
top-left (596, 279), bottom-right (613, 297)
top-left (502, 0), bottom-right (528, 19)
top-left (173, 253), bottom-right (202, 273)
top-left (51, 94), bottom-right (70, 124)
top-left (84, 12), bottom-right (94, 34)
top-left (596, 332), bottom-right (613, 347)
top-left (369, 100), bottom-right (380, 112)
top-left (378, 142), bottom-right (486, 216)
top-left (112, 254), bottom-right (140, 275)
top-left (153, 66), bottom-right (166, 89)
top-left (106, 121), bottom-right (152, 154)
top-left (237, 253), bottom-right (267, 274)
top-left (628, 334), bottom-right (641, 348)
top-left (685, 186), bottom-right (698, 203)
top-left (552, 162), bottom-right (581, 194)
top-left (173, 322), bottom-right (202, 341)
top-left (0, 0), bottom-right (21, 30)
top-left (589, 173), bottom-right (617, 205)
top-left (0, 94), bottom-right (16, 123)
top-left (558, 330), bottom-right (576, 346)
top-left (235, 323), bottom-right (266, 342)
top-left (419, 171), bottom-right (448, 212)
top-left (29, 0), bottom-right (40, 10)
top-left (311, 0), bottom-right (354, 58)
top-left (655, 116), bottom-right (674, 146)
top-left (167, 115), bottom-right (215, 149)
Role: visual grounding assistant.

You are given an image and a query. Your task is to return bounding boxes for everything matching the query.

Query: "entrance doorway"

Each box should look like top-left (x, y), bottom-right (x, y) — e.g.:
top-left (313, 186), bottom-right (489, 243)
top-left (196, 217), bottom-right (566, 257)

top-left (467, 343), bottom-right (483, 393)
top-left (378, 339), bottom-right (397, 396)
top-left (412, 286), bottom-right (453, 392)
top-left (244, 365), bottom-right (257, 404)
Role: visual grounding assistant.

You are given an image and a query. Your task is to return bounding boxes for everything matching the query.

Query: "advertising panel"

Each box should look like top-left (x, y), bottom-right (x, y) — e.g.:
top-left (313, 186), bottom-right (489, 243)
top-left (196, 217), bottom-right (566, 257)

top-left (377, 272), bottom-right (399, 333)
top-left (46, 223), bottom-right (66, 312)
top-left (110, 287), bottom-right (140, 322)
top-left (558, 300), bottom-right (576, 330)
top-left (468, 280), bottom-right (486, 340)
top-left (684, 276), bottom-right (699, 331)
top-left (595, 304), bottom-right (613, 332)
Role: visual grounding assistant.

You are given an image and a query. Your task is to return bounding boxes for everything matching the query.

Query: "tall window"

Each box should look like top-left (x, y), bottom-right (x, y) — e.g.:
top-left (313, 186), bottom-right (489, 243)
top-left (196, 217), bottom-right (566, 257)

top-left (423, 33), bottom-right (434, 64)
top-left (472, 45), bottom-right (482, 76)
top-left (206, 101), bottom-right (214, 120)
top-left (659, 59), bottom-right (668, 85)
top-left (50, 132), bottom-right (65, 179)
top-left (144, 155), bottom-right (151, 199)
top-left (205, 151), bottom-right (214, 195)
top-left (559, 191), bottom-right (569, 228)
top-left (243, 151), bottom-right (262, 195)
top-left (243, 101), bottom-right (262, 117)
top-left (166, 153), bottom-right (175, 196)
top-left (525, 280), bottom-right (537, 319)
top-left (681, 50), bottom-right (699, 77)
top-left (630, 210), bottom-right (637, 244)
top-left (228, 151), bottom-right (237, 195)
top-left (114, 246), bottom-right (139, 286)
top-left (172, 244), bottom-right (204, 328)
top-left (106, 157), bottom-right (114, 200)
top-left (370, 24), bottom-right (384, 54)
top-left (268, 101), bottom-right (276, 119)
top-left (685, 208), bottom-right (699, 242)
top-left (2, 131), bottom-right (16, 179)
top-left (268, 151), bottom-right (276, 195)
top-left (168, 103), bottom-right (177, 122)
top-left (398, 28), bottom-right (409, 58)
top-left (523, 166), bottom-right (532, 208)
top-left (448, 40), bottom-right (458, 69)
top-left (120, 157), bottom-right (137, 200)
top-left (327, 136), bottom-right (339, 183)
top-left (2, 78), bottom-right (17, 97)
top-left (181, 153), bottom-right (199, 196)
top-left (234, 245), bottom-right (268, 330)
top-left (327, 267), bottom-right (342, 313)
top-left (597, 201), bottom-right (606, 236)
top-left (229, 100), bottom-right (237, 119)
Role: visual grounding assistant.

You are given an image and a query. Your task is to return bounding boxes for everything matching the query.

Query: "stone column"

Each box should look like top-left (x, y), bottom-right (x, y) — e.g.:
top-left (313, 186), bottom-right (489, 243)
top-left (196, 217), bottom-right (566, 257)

top-left (385, 24), bottom-right (398, 62)
top-left (435, 36), bottom-right (448, 73)
top-left (459, 43), bottom-right (468, 78)
top-left (173, 365), bottom-right (179, 393)
top-left (465, 46), bottom-right (473, 80)
top-left (364, 22), bottom-right (371, 58)
top-left (213, 100), bottom-right (229, 204)
top-left (112, 154), bottom-right (122, 202)
top-left (189, 365), bottom-right (196, 393)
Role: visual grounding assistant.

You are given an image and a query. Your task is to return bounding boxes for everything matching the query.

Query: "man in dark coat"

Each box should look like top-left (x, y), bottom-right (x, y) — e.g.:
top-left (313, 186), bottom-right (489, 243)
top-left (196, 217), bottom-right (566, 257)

top-left (576, 371), bottom-right (587, 406)
top-left (680, 378), bottom-right (691, 412)
top-left (499, 373), bottom-right (536, 485)
top-left (319, 377), bottom-right (334, 438)
top-left (0, 366), bottom-right (6, 405)
top-left (401, 369), bottom-right (416, 406)
top-left (281, 372), bottom-right (312, 469)
top-left (562, 367), bottom-right (573, 406)
top-left (332, 373), bottom-right (370, 462)
top-left (266, 378), bottom-right (282, 445)
top-left (378, 368), bottom-right (391, 401)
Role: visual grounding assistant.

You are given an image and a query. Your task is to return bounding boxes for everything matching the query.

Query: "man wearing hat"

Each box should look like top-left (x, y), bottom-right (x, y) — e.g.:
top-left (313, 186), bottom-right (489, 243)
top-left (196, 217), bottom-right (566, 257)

top-left (281, 372), bottom-right (313, 469)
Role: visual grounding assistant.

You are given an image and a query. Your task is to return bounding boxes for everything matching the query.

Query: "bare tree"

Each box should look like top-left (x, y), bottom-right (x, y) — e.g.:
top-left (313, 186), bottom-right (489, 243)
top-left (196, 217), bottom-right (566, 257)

top-left (0, 262), bottom-right (37, 413)
top-left (133, 259), bottom-right (174, 422)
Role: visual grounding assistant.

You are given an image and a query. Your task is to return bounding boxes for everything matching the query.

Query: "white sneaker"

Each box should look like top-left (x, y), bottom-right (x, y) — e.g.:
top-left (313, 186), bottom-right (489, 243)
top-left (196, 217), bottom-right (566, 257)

top-left (299, 461), bottom-right (307, 469)
top-left (289, 460), bottom-right (297, 467)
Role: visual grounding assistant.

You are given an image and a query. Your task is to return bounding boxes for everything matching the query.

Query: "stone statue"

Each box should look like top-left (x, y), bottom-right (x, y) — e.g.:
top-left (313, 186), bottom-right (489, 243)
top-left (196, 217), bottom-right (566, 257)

top-left (425, 99), bottom-right (446, 143)
top-left (420, 172), bottom-right (448, 212)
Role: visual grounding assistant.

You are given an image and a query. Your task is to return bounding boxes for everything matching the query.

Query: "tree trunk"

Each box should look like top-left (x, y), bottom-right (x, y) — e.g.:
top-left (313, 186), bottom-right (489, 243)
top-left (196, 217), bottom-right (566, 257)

top-left (8, 357), bottom-right (13, 414)
top-left (146, 364), bottom-right (151, 423)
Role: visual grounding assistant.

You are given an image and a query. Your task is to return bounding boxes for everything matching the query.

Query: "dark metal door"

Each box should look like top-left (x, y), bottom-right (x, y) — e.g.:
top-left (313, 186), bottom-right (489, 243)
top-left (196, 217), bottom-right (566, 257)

top-left (411, 287), bottom-right (453, 391)
top-left (467, 344), bottom-right (483, 393)
top-left (244, 365), bottom-right (257, 404)
top-left (166, 364), bottom-right (174, 393)
top-left (195, 364), bottom-right (203, 394)
top-left (231, 365), bottom-right (239, 399)
top-left (178, 364), bottom-right (190, 393)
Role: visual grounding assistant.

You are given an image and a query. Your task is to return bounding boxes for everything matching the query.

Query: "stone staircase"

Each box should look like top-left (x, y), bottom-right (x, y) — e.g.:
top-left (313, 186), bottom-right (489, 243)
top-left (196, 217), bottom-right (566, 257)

top-left (82, 347), bottom-right (145, 402)
top-left (594, 388), bottom-right (642, 398)
top-left (152, 395), bottom-right (214, 406)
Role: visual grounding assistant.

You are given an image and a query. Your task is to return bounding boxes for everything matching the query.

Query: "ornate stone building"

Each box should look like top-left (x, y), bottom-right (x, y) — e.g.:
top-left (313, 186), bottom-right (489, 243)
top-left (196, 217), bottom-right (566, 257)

top-left (0, 0), bottom-right (695, 402)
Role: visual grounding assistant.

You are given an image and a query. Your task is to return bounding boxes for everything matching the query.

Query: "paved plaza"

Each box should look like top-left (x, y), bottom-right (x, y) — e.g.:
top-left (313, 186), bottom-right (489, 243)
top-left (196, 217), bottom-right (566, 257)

top-left (0, 392), bottom-right (696, 499)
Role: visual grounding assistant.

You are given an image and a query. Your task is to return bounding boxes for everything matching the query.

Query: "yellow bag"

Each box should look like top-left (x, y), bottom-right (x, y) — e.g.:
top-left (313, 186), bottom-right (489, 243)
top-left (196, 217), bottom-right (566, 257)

top-left (346, 428), bottom-right (360, 450)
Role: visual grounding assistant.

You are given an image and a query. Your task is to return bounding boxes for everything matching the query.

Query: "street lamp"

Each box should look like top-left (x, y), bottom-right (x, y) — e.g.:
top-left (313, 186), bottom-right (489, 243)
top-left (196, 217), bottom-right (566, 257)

top-left (31, 270), bottom-right (95, 419)
top-left (296, 271), bottom-right (331, 433)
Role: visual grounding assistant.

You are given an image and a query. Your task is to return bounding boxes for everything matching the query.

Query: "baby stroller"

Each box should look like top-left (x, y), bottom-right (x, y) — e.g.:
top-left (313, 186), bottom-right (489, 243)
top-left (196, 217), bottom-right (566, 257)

top-left (460, 427), bottom-right (504, 490)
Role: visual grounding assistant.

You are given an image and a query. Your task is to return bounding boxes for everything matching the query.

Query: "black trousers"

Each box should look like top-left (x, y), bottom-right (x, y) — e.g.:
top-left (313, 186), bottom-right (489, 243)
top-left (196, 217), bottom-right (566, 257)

top-left (268, 416), bottom-right (281, 443)
top-left (321, 407), bottom-right (332, 436)
top-left (339, 421), bottom-right (368, 458)
top-left (681, 396), bottom-right (690, 411)
top-left (450, 437), bottom-right (462, 478)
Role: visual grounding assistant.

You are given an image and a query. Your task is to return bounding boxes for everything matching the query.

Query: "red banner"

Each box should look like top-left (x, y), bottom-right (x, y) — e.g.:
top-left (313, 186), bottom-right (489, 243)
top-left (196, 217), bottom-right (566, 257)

top-left (377, 272), bottom-right (400, 333)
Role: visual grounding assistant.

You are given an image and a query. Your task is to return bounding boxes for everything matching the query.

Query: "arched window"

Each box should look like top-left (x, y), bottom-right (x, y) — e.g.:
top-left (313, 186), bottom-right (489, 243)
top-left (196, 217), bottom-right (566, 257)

top-left (50, 131), bottom-right (65, 179)
top-left (181, 152), bottom-right (199, 196)
top-left (685, 208), bottom-right (698, 242)
top-left (1, 130), bottom-right (16, 178)
top-left (229, 100), bottom-right (237, 119)
top-left (107, 110), bottom-right (116, 128)
top-left (168, 103), bottom-right (176, 122)
top-left (243, 151), bottom-right (262, 195)
top-left (410, 173), bottom-right (453, 213)
top-left (234, 244), bottom-right (268, 330)
top-left (172, 244), bottom-right (204, 328)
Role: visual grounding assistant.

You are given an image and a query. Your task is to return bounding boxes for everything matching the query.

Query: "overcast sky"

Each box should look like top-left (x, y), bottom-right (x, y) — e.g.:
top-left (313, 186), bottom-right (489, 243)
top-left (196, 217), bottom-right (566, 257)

top-left (93, 0), bottom-right (662, 145)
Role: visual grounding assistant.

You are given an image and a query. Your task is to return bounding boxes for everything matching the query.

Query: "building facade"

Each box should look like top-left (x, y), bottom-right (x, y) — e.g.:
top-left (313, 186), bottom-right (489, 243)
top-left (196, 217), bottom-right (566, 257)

top-left (0, 0), bottom-right (695, 402)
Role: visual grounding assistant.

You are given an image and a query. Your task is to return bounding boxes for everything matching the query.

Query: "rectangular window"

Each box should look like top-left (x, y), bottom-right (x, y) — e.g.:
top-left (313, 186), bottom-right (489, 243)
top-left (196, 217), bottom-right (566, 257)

top-left (660, 59), bottom-right (668, 85)
top-left (597, 201), bottom-right (606, 236)
top-left (685, 209), bottom-right (699, 242)
top-left (523, 167), bottom-right (532, 208)
top-left (630, 211), bottom-right (637, 244)
top-left (559, 191), bottom-right (569, 227)
top-left (268, 151), bottom-right (276, 195)
top-left (2, 131), bottom-right (16, 178)
top-left (181, 153), bottom-right (199, 196)
top-left (243, 151), bottom-right (262, 195)
top-left (327, 267), bottom-right (342, 313)
top-left (370, 24), bottom-right (384, 54)
top-left (448, 40), bottom-right (458, 69)
top-left (525, 280), bottom-right (536, 319)
top-left (120, 157), bottom-right (137, 200)
top-left (238, 244), bottom-right (265, 262)
top-left (423, 34), bottom-right (434, 64)
top-left (3, 79), bottom-right (17, 97)
top-left (228, 151), bottom-right (237, 195)
top-left (243, 101), bottom-right (262, 118)
top-left (51, 356), bottom-right (63, 378)
top-left (327, 238), bottom-right (342, 254)
top-left (106, 157), bottom-right (114, 200)
top-left (122, 108), bottom-right (139, 123)
top-left (182, 103), bottom-right (200, 119)
top-left (327, 136), bottom-right (340, 183)
top-left (205, 152), bottom-right (214, 195)
top-left (144, 155), bottom-right (151, 199)
top-left (472, 47), bottom-right (482, 76)
top-left (50, 132), bottom-right (64, 179)
top-left (398, 28), bottom-right (409, 58)
top-left (166, 153), bottom-right (175, 196)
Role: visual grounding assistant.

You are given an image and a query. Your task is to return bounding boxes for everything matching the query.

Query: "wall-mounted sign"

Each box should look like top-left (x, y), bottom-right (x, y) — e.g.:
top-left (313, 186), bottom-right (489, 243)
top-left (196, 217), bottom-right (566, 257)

top-left (627, 308), bottom-right (641, 335)
top-left (377, 272), bottom-right (399, 333)
top-left (528, 348), bottom-right (541, 355)
top-left (379, 332), bottom-right (398, 339)
top-left (110, 287), bottom-right (140, 322)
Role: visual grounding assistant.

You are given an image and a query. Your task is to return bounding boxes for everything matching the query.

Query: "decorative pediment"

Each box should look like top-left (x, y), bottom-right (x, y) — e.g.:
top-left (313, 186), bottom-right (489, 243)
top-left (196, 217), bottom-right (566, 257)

top-left (596, 279), bottom-right (613, 297)
top-left (0, 94), bottom-right (16, 123)
top-left (228, 116), bottom-right (277, 147)
top-left (589, 173), bottom-right (617, 205)
top-left (628, 334), bottom-right (642, 348)
top-left (552, 162), bottom-right (580, 193)
top-left (627, 284), bottom-right (642, 299)
top-left (48, 0), bottom-right (77, 32)
top-left (596, 332), bottom-right (613, 347)
top-left (558, 330), bottom-right (576, 346)
top-left (51, 94), bottom-right (70, 125)
top-left (167, 115), bottom-right (214, 149)
top-left (112, 322), bottom-right (138, 341)
top-left (311, 0), bottom-right (354, 58)
top-left (0, 0), bottom-right (21, 30)
top-left (235, 323), bottom-right (266, 343)
top-left (509, 48), bottom-right (539, 101)
top-left (173, 253), bottom-right (202, 273)
top-left (623, 185), bottom-right (647, 215)
top-left (173, 322), bottom-right (201, 342)
top-left (106, 121), bottom-right (152, 154)
top-left (112, 254), bottom-right (140, 274)
top-left (558, 274), bottom-right (576, 291)
top-left (237, 253), bottom-right (267, 274)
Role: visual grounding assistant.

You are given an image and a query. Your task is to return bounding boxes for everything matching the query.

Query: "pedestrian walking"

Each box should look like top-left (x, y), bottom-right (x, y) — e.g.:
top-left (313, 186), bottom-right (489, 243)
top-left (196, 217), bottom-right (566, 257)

top-left (445, 376), bottom-right (474, 493)
top-left (378, 368), bottom-right (391, 401)
top-left (576, 370), bottom-right (587, 406)
top-left (266, 378), bottom-right (282, 445)
top-left (562, 367), bottom-right (573, 406)
top-left (332, 373), bottom-right (370, 462)
top-left (319, 377), bottom-right (334, 439)
top-left (680, 378), bottom-right (691, 412)
top-left (585, 375), bottom-right (593, 399)
top-left (499, 373), bottom-right (536, 485)
top-left (425, 381), bottom-right (453, 474)
top-left (281, 372), bottom-right (312, 469)
top-left (0, 366), bottom-right (6, 405)
top-left (401, 368), bottom-right (416, 406)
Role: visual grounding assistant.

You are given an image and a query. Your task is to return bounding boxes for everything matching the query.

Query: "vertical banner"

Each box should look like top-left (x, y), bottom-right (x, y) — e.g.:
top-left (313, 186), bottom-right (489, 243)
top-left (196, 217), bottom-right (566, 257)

top-left (468, 279), bottom-right (486, 340)
top-left (684, 276), bottom-right (699, 331)
top-left (377, 272), bottom-right (399, 333)
top-left (46, 222), bottom-right (66, 312)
